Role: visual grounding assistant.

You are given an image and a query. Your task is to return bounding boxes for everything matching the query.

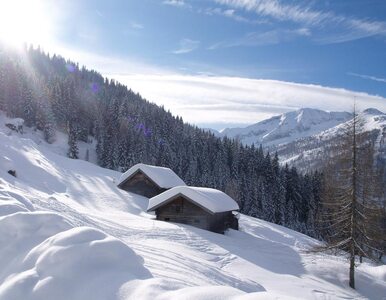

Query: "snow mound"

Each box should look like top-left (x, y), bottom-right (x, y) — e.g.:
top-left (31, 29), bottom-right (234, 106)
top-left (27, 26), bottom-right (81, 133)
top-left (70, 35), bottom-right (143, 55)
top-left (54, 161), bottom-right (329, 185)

top-left (148, 186), bottom-right (239, 213)
top-left (0, 212), bottom-right (72, 286)
top-left (118, 163), bottom-right (186, 189)
top-left (0, 226), bottom-right (151, 300)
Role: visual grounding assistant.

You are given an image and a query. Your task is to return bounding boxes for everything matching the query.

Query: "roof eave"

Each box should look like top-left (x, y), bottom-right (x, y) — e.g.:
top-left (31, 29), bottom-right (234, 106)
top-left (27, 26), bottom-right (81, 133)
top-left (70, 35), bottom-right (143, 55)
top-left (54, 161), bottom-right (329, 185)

top-left (147, 192), bottom-right (238, 214)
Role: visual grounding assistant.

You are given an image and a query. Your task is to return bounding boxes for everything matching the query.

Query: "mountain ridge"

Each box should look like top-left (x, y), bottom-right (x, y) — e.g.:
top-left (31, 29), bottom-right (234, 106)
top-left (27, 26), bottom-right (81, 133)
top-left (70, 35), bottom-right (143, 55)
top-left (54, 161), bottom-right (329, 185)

top-left (218, 108), bottom-right (353, 147)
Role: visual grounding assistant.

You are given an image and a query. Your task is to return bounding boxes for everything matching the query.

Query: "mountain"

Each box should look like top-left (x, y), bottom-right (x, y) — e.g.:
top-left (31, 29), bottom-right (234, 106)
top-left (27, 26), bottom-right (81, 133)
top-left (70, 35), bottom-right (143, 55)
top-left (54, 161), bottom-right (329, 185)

top-left (202, 127), bottom-right (221, 137)
top-left (276, 108), bottom-right (386, 171)
top-left (219, 108), bottom-right (352, 147)
top-left (0, 119), bottom-right (384, 299)
top-left (217, 108), bottom-right (386, 175)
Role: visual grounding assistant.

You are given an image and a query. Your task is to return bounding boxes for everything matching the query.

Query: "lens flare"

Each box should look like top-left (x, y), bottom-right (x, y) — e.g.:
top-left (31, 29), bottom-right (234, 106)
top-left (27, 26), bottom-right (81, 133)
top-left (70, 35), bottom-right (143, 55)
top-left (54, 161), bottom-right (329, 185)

top-left (0, 0), bottom-right (52, 47)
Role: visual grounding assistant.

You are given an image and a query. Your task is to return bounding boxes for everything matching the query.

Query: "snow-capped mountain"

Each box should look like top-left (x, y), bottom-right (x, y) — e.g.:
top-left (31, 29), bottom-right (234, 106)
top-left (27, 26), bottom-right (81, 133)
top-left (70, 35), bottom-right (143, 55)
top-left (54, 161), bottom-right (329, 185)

top-left (219, 108), bottom-right (352, 147)
top-left (0, 114), bottom-right (385, 299)
top-left (214, 107), bottom-right (386, 172)
top-left (278, 108), bottom-right (386, 171)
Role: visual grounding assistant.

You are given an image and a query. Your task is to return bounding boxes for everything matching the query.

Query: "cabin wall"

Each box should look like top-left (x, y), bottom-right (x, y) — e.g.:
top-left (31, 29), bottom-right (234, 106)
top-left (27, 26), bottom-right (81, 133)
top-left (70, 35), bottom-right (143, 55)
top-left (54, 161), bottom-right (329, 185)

top-left (119, 171), bottom-right (165, 198)
top-left (155, 196), bottom-right (238, 233)
top-left (156, 196), bottom-right (211, 231)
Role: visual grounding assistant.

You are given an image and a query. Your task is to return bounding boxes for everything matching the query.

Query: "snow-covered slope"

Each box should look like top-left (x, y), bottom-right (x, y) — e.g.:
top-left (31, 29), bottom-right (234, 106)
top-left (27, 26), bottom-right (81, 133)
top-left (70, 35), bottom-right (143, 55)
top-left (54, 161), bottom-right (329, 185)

top-left (220, 108), bottom-right (352, 147)
top-left (278, 108), bottom-right (386, 171)
top-left (0, 118), bottom-right (385, 299)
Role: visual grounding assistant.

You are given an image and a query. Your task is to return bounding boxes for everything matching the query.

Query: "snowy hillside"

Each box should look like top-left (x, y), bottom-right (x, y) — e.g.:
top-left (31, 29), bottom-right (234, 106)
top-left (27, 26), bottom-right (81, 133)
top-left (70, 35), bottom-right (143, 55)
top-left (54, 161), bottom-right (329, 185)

top-left (0, 119), bottom-right (385, 299)
top-left (219, 108), bottom-right (352, 147)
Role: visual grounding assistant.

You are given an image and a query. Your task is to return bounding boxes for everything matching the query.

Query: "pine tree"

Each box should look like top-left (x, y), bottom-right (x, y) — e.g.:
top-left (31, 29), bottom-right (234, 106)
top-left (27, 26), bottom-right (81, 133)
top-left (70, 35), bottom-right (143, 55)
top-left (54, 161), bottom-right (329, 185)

top-left (67, 123), bottom-right (79, 159)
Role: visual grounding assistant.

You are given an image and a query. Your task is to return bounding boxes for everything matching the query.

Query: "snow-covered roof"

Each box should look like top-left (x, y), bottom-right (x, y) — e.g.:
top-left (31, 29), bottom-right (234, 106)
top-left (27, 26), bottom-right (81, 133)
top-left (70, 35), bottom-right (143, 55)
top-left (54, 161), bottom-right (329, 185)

top-left (6, 118), bottom-right (24, 126)
top-left (118, 163), bottom-right (186, 189)
top-left (147, 186), bottom-right (239, 214)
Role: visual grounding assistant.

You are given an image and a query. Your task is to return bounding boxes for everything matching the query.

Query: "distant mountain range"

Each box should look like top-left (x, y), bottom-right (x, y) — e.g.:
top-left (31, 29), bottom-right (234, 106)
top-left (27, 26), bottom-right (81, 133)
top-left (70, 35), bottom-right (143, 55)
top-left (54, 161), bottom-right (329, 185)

top-left (212, 108), bottom-right (352, 146)
top-left (209, 108), bottom-right (386, 171)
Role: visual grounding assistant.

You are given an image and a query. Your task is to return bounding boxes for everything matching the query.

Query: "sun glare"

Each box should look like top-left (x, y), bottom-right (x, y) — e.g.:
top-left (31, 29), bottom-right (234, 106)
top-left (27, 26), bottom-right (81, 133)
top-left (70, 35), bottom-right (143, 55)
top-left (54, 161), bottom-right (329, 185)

top-left (0, 0), bottom-right (52, 48)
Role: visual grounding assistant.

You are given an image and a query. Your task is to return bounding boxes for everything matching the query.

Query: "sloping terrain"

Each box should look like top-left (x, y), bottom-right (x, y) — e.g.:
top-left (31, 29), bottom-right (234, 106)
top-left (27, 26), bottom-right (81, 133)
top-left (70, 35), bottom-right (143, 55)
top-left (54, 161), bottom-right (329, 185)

top-left (219, 108), bottom-right (352, 147)
top-left (277, 109), bottom-right (386, 171)
top-left (0, 118), bottom-right (385, 299)
top-left (215, 108), bottom-right (386, 172)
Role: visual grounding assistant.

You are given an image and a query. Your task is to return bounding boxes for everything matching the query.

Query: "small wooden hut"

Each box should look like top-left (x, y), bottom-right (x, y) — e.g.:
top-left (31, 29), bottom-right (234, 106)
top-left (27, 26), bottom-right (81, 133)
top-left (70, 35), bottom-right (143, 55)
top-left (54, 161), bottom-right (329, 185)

top-left (147, 186), bottom-right (239, 233)
top-left (117, 163), bottom-right (186, 198)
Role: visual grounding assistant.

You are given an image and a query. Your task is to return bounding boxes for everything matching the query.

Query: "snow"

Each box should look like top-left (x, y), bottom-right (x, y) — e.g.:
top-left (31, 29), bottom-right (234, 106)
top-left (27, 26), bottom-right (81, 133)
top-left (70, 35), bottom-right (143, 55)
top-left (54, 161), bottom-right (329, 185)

top-left (5, 117), bottom-right (24, 127)
top-left (118, 163), bottom-right (186, 189)
top-left (148, 186), bottom-right (239, 213)
top-left (0, 111), bottom-right (98, 164)
top-left (0, 112), bottom-right (385, 299)
top-left (0, 225), bottom-right (151, 300)
top-left (219, 108), bottom-right (352, 147)
top-left (259, 108), bottom-right (386, 171)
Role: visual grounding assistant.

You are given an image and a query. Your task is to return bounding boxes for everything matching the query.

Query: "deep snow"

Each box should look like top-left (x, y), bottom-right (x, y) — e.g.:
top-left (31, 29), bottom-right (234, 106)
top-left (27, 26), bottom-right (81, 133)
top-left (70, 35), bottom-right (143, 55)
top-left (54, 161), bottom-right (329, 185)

top-left (0, 114), bottom-right (385, 299)
top-left (148, 186), bottom-right (239, 213)
top-left (118, 163), bottom-right (186, 189)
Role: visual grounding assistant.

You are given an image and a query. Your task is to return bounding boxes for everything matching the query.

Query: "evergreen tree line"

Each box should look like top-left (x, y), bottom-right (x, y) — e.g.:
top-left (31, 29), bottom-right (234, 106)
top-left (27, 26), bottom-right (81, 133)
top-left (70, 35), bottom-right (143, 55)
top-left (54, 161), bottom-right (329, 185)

top-left (0, 45), bottom-right (322, 236)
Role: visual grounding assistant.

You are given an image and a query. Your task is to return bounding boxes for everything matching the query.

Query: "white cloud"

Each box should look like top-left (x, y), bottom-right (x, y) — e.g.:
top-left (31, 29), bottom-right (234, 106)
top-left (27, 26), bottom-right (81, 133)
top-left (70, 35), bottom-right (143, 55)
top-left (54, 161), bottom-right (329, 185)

top-left (108, 74), bottom-right (386, 128)
top-left (348, 72), bottom-right (386, 84)
top-left (130, 22), bottom-right (144, 30)
top-left (43, 45), bottom-right (386, 129)
top-left (213, 0), bottom-right (386, 43)
top-left (203, 7), bottom-right (266, 24)
top-left (209, 28), bottom-right (310, 49)
top-left (172, 38), bottom-right (200, 54)
top-left (163, 0), bottom-right (186, 7)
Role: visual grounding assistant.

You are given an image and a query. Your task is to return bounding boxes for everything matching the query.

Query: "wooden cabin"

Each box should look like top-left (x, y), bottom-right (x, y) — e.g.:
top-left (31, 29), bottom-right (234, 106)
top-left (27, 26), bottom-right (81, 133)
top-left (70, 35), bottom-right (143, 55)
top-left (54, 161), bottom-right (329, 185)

top-left (147, 186), bottom-right (239, 234)
top-left (117, 163), bottom-right (186, 198)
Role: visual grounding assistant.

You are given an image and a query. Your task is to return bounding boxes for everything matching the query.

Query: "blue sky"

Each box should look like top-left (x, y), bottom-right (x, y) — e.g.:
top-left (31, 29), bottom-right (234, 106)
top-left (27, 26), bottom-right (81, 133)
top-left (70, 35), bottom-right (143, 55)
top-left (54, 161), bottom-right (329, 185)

top-left (2, 0), bottom-right (386, 128)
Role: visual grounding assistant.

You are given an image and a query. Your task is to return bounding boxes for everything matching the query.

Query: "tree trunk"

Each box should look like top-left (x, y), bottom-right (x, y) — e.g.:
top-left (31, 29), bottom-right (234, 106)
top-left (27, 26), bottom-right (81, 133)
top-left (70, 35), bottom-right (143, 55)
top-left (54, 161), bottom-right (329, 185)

top-left (349, 109), bottom-right (358, 290)
top-left (349, 247), bottom-right (355, 289)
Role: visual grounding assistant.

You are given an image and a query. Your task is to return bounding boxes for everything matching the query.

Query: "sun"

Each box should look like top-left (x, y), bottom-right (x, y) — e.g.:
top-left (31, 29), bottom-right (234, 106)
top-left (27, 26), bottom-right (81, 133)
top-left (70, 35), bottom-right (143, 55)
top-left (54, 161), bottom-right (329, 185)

top-left (0, 0), bottom-right (52, 47)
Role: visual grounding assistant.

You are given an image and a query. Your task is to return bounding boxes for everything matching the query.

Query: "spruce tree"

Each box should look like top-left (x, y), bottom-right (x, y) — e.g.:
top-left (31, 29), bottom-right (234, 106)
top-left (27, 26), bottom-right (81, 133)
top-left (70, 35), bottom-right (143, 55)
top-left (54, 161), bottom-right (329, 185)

top-left (67, 124), bottom-right (79, 159)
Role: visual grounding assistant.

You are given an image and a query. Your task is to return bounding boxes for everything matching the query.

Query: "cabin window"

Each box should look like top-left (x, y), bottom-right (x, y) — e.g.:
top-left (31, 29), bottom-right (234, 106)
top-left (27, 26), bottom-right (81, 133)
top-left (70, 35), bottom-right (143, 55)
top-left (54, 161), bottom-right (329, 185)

top-left (164, 217), bottom-right (170, 221)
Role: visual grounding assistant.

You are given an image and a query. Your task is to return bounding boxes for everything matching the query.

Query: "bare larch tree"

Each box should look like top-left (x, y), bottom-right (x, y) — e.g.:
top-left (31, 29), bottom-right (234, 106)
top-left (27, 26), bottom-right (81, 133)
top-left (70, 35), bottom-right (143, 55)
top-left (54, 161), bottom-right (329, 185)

top-left (317, 106), bottom-right (384, 289)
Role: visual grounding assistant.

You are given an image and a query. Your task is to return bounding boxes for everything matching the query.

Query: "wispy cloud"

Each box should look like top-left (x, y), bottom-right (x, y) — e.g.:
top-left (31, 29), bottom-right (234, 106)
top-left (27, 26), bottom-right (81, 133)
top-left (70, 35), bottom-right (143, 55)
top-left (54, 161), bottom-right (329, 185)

top-left (209, 28), bottom-right (310, 49)
top-left (348, 72), bottom-right (386, 84)
top-left (47, 45), bottom-right (386, 129)
top-left (110, 74), bottom-right (386, 128)
top-left (172, 38), bottom-right (200, 54)
top-left (130, 21), bottom-right (144, 30)
top-left (203, 7), bottom-right (266, 24)
top-left (213, 0), bottom-right (386, 44)
top-left (214, 0), bottom-right (331, 25)
top-left (163, 0), bottom-right (186, 7)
